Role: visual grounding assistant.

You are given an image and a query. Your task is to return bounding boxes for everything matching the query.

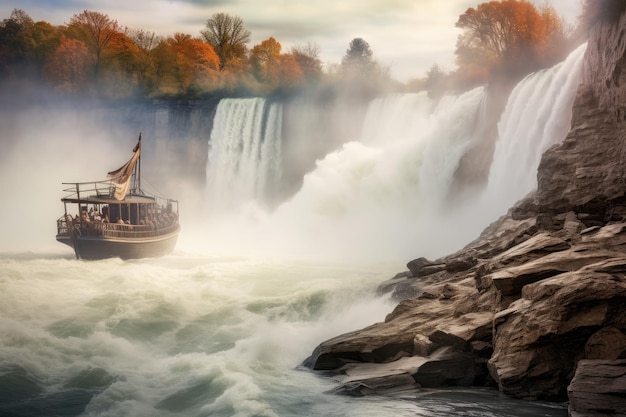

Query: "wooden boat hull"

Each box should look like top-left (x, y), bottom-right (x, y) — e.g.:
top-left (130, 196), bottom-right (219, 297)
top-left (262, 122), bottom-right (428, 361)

top-left (56, 228), bottom-right (179, 260)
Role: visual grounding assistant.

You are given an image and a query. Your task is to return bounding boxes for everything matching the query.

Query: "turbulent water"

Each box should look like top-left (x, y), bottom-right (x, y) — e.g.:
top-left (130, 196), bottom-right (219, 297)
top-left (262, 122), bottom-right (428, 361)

top-left (0, 45), bottom-right (587, 417)
top-left (0, 254), bottom-right (567, 417)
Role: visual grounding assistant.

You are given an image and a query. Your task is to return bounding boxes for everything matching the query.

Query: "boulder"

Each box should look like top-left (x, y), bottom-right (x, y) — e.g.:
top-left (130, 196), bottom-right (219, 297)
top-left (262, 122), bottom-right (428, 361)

top-left (488, 263), bottom-right (626, 399)
top-left (330, 347), bottom-right (475, 397)
top-left (567, 359), bottom-right (626, 416)
top-left (584, 327), bottom-right (626, 360)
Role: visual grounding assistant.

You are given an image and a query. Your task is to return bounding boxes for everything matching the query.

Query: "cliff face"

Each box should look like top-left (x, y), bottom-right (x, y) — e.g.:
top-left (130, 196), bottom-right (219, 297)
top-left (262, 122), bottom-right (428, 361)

top-left (536, 11), bottom-right (626, 213)
top-left (304, 5), bottom-right (626, 413)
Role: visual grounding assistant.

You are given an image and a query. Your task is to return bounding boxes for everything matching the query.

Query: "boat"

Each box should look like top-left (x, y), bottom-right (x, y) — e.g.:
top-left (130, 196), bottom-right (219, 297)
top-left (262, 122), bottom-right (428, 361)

top-left (56, 134), bottom-right (180, 260)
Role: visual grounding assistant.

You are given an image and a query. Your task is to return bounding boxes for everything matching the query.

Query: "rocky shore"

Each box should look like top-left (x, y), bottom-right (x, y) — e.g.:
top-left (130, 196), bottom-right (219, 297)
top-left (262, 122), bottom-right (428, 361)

top-left (304, 5), bottom-right (626, 416)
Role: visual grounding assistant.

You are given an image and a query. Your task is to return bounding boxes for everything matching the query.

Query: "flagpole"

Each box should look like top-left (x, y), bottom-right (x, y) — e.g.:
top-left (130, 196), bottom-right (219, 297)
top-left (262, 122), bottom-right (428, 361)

top-left (137, 133), bottom-right (142, 193)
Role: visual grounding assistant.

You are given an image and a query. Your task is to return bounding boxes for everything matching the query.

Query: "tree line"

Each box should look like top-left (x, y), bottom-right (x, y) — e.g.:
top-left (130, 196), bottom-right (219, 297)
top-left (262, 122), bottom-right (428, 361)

top-left (0, 1), bottom-right (589, 99)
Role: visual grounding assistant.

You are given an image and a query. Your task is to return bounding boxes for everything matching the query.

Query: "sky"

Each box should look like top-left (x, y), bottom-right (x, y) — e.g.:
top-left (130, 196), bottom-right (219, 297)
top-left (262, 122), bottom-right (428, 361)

top-left (0, 0), bottom-right (582, 82)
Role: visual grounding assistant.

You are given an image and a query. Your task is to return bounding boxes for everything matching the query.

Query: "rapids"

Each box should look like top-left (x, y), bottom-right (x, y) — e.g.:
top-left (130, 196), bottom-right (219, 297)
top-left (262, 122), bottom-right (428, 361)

top-left (0, 254), bottom-right (567, 417)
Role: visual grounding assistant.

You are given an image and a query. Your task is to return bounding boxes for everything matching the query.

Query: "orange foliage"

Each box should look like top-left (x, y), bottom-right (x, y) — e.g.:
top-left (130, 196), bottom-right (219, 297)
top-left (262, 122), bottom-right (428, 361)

top-left (268, 54), bottom-right (303, 87)
top-left (168, 33), bottom-right (220, 92)
top-left (43, 36), bottom-right (94, 93)
top-left (250, 37), bottom-right (281, 82)
top-left (455, 0), bottom-right (567, 77)
top-left (249, 37), bottom-right (303, 89)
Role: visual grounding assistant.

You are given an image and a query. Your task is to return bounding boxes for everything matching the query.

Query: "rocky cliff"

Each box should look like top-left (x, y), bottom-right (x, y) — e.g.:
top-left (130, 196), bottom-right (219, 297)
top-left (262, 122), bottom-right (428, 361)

top-left (304, 4), bottom-right (626, 415)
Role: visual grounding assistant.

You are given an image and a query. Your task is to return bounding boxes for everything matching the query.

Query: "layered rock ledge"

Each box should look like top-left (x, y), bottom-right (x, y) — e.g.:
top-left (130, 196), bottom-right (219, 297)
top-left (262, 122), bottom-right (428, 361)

top-left (304, 4), bottom-right (626, 414)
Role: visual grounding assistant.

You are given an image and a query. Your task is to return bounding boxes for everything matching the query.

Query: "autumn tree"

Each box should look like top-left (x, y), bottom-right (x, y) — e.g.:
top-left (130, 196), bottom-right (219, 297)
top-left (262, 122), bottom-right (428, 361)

top-left (201, 13), bottom-right (250, 70)
top-left (168, 33), bottom-right (220, 93)
top-left (43, 36), bottom-right (93, 93)
top-left (455, 0), bottom-right (568, 78)
top-left (66, 10), bottom-right (121, 77)
top-left (290, 42), bottom-right (323, 81)
top-left (249, 36), bottom-right (281, 82)
top-left (98, 30), bottom-right (145, 96)
top-left (123, 29), bottom-right (159, 90)
top-left (271, 54), bottom-right (304, 88)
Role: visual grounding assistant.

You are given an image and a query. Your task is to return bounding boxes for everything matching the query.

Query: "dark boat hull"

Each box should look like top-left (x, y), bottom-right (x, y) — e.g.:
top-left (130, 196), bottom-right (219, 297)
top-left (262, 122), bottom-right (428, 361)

top-left (56, 229), bottom-right (179, 260)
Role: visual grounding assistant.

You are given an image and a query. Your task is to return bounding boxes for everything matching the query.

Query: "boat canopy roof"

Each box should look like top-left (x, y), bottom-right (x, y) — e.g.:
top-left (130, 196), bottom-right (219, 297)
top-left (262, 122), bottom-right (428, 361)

top-left (60, 180), bottom-right (175, 206)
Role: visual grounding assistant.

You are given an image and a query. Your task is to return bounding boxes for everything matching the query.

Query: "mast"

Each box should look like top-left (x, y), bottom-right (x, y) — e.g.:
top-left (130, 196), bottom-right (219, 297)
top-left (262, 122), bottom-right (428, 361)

top-left (137, 132), bottom-right (141, 193)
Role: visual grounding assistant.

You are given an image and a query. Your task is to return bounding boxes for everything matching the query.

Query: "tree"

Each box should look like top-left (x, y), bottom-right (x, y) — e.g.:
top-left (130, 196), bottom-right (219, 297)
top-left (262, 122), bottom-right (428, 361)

top-left (201, 13), bottom-right (250, 70)
top-left (269, 54), bottom-right (303, 88)
top-left (340, 38), bottom-right (374, 76)
top-left (249, 36), bottom-right (281, 82)
top-left (101, 30), bottom-right (144, 95)
top-left (43, 36), bottom-right (93, 93)
top-left (151, 39), bottom-right (179, 94)
top-left (455, 0), bottom-right (567, 76)
top-left (124, 29), bottom-right (160, 89)
top-left (0, 9), bottom-right (35, 75)
top-left (425, 64), bottom-right (447, 98)
top-left (22, 21), bottom-right (61, 70)
top-left (168, 33), bottom-right (220, 93)
top-left (127, 29), bottom-right (160, 54)
top-left (290, 42), bottom-right (322, 81)
top-left (66, 10), bottom-right (121, 77)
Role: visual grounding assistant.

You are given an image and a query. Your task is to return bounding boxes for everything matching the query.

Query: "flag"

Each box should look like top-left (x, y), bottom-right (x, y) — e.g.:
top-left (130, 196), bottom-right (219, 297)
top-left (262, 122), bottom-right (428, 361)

top-left (107, 135), bottom-right (141, 200)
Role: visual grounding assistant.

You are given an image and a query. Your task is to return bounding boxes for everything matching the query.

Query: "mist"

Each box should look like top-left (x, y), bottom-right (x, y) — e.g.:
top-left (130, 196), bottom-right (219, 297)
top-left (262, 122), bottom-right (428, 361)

top-left (0, 42), bottom-right (586, 265)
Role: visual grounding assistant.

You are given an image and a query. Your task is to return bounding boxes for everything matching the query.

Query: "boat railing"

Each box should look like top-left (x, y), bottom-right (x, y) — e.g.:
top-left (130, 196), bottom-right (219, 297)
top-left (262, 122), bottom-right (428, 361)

top-left (57, 216), bottom-right (179, 239)
top-left (62, 180), bottom-right (116, 200)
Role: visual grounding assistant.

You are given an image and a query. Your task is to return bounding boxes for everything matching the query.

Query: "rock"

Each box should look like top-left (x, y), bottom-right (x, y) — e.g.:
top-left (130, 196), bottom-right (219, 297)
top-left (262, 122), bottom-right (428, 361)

top-left (486, 248), bottom-right (619, 296)
top-left (413, 334), bottom-right (436, 356)
top-left (445, 254), bottom-right (477, 273)
top-left (411, 347), bottom-right (475, 387)
top-left (331, 347), bottom-right (475, 396)
top-left (567, 359), bottom-right (626, 416)
top-left (376, 271), bottom-right (421, 301)
top-left (407, 257), bottom-right (434, 277)
top-left (429, 330), bottom-right (470, 351)
top-left (488, 264), bottom-right (626, 399)
top-left (584, 327), bottom-right (626, 360)
top-left (330, 356), bottom-right (425, 397)
top-left (329, 373), bottom-right (420, 397)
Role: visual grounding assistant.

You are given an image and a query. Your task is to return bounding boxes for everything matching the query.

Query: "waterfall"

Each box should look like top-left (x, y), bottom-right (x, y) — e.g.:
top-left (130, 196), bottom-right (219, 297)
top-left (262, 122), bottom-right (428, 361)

top-left (484, 43), bottom-right (588, 213)
top-left (254, 87), bottom-right (489, 260)
top-left (206, 98), bottom-right (283, 211)
top-left (197, 44), bottom-right (587, 261)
